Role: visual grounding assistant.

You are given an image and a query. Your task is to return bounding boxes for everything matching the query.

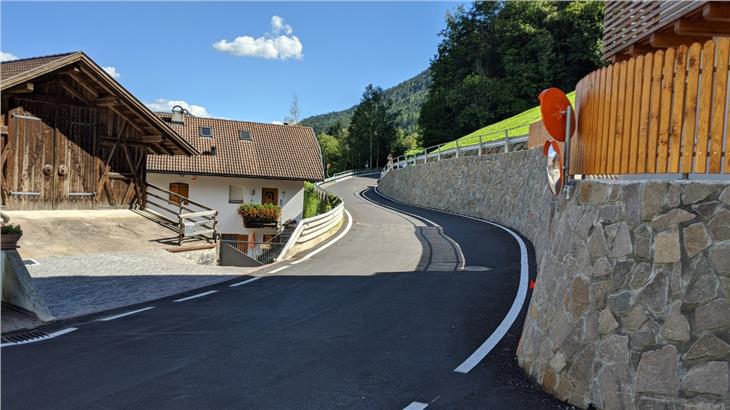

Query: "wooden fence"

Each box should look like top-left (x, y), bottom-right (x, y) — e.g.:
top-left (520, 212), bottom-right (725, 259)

top-left (572, 38), bottom-right (730, 176)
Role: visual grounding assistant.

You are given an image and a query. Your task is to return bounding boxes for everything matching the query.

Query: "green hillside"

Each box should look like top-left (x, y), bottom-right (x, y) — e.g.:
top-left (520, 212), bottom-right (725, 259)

top-left (408, 91), bottom-right (575, 154)
top-left (301, 70), bottom-right (430, 135)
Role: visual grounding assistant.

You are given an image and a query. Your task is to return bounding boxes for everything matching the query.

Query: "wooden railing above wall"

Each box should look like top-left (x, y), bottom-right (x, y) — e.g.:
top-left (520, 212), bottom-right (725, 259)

top-left (572, 38), bottom-right (730, 176)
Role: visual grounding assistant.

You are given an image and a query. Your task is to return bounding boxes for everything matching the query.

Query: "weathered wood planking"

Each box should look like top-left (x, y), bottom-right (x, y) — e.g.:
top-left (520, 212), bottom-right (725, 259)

top-left (695, 40), bottom-right (715, 174)
top-left (2, 94), bottom-right (149, 210)
top-left (573, 39), bottom-right (729, 176)
top-left (711, 38), bottom-right (729, 173)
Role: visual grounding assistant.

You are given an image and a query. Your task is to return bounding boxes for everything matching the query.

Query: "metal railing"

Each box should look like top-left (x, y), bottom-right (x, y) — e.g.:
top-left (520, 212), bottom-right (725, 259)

top-left (221, 239), bottom-right (286, 265)
top-left (323, 168), bottom-right (381, 183)
top-left (387, 132), bottom-right (529, 172)
top-left (144, 183), bottom-right (218, 245)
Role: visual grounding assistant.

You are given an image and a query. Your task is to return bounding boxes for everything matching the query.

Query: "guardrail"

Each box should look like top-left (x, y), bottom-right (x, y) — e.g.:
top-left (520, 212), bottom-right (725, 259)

top-left (387, 134), bottom-right (529, 171)
top-left (323, 169), bottom-right (380, 183)
top-left (276, 202), bottom-right (345, 261)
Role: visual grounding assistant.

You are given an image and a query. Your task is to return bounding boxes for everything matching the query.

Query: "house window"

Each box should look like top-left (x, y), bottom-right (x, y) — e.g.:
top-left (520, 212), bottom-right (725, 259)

top-left (199, 126), bottom-right (212, 138)
top-left (239, 130), bottom-right (251, 141)
top-left (229, 185), bottom-right (245, 203)
top-left (169, 182), bottom-right (189, 205)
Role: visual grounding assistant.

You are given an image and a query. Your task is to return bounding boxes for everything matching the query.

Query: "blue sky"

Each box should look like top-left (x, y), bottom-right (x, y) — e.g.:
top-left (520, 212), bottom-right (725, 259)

top-left (1, 2), bottom-right (460, 123)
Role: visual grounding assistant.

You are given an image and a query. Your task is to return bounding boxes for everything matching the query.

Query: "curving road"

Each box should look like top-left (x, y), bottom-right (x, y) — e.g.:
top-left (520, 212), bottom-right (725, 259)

top-left (1, 176), bottom-right (570, 409)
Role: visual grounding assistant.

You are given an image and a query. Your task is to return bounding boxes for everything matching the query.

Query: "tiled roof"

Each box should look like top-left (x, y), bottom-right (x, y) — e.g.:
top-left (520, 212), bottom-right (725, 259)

top-left (0, 52), bottom-right (78, 81)
top-left (147, 114), bottom-right (325, 181)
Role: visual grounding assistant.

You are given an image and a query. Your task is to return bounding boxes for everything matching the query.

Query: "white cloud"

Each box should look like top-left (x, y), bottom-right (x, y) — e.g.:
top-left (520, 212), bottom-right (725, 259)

top-left (271, 120), bottom-right (284, 125)
top-left (103, 66), bottom-right (121, 79)
top-left (145, 98), bottom-right (210, 118)
top-left (1, 51), bottom-right (18, 62)
top-left (213, 16), bottom-right (303, 60)
top-left (271, 16), bottom-right (292, 35)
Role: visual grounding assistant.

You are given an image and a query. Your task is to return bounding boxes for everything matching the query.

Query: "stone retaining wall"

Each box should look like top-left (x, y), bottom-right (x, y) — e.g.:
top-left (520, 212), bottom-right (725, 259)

top-left (378, 150), bottom-right (730, 409)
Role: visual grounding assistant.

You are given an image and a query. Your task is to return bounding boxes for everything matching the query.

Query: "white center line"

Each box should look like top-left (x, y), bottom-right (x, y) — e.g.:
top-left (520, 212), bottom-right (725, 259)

top-left (269, 265), bottom-right (290, 273)
top-left (98, 306), bottom-right (155, 321)
top-left (403, 402), bottom-right (429, 410)
top-left (174, 290), bottom-right (218, 302)
top-left (229, 276), bottom-right (263, 287)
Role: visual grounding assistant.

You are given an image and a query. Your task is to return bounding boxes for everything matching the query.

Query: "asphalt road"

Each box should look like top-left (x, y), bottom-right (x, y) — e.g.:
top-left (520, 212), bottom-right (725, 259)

top-left (2, 176), bottom-right (571, 409)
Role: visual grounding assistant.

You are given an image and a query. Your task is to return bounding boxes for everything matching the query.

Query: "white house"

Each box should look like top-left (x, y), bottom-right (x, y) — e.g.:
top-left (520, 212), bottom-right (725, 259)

top-left (146, 109), bottom-right (324, 248)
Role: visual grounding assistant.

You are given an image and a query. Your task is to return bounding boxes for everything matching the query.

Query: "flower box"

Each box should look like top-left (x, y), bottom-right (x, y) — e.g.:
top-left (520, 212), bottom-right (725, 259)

top-left (238, 204), bottom-right (281, 228)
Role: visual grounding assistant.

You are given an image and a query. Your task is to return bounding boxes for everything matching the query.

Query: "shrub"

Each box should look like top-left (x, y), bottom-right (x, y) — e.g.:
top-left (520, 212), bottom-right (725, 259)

top-left (1, 223), bottom-right (22, 235)
top-left (238, 203), bottom-right (281, 225)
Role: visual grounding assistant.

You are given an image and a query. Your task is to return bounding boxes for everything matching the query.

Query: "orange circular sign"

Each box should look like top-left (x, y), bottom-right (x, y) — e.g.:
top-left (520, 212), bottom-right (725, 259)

top-left (539, 88), bottom-right (575, 142)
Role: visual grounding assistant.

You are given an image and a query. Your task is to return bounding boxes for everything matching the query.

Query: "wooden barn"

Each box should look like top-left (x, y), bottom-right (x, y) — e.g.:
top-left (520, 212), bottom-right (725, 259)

top-left (0, 52), bottom-right (198, 210)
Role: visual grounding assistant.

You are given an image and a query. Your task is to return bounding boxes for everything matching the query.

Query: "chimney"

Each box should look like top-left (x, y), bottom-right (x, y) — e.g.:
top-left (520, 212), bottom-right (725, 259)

top-left (171, 105), bottom-right (185, 125)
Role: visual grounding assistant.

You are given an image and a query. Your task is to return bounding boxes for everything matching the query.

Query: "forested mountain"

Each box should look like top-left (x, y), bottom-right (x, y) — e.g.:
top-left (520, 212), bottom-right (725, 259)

top-left (419, 1), bottom-right (604, 147)
top-left (300, 70), bottom-right (430, 135)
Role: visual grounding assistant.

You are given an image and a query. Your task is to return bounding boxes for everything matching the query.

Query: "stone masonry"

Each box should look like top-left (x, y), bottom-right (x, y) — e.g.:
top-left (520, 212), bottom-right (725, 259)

top-left (379, 149), bottom-right (730, 409)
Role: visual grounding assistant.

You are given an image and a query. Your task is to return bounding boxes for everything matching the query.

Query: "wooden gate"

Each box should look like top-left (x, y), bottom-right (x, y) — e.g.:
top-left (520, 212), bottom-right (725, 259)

top-left (1, 99), bottom-right (97, 209)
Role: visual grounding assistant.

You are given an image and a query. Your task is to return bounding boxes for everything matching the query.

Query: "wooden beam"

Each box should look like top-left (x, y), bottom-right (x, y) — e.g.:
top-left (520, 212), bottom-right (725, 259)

top-left (650, 31), bottom-right (711, 48)
top-left (7, 83), bottom-right (34, 94)
top-left (60, 69), bottom-right (100, 98)
top-left (703, 2), bottom-right (730, 23)
top-left (58, 79), bottom-right (89, 103)
top-left (96, 96), bottom-right (120, 107)
top-left (105, 105), bottom-right (146, 134)
top-left (138, 135), bottom-right (162, 143)
top-left (629, 44), bottom-right (657, 57)
top-left (675, 19), bottom-right (730, 37)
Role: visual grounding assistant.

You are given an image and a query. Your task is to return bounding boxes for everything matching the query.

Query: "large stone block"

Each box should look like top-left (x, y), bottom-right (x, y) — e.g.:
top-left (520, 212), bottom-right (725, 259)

top-left (661, 301), bottom-right (690, 342)
top-left (681, 361), bottom-right (729, 396)
top-left (682, 183), bottom-right (718, 205)
top-left (684, 334), bottom-right (730, 361)
top-left (683, 222), bottom-right (712, 258)
top-left (720, 187), bottom-right (730, 205)
top-left (588, 224), bottom-right (609, 261)
top-left (694, 298), bottom-right (730, 332)
top-left (655, 228), bottom-right (682, 263)
top-left (636, 345), bottom-right (680, 396)
top-left (708, 241), bottom-right (730, 277)
top-left (642, 182), bottom-right (668, 221)
top-left (638, 269), bottom-right (669, 314)
top-left (599, 307), bottom-right (619, 335)
top-left (707, 209), bottom-right (730, 242)
top-left (634, 223), bottom-right (653, 259)
top-left (684, 255), bottom-right (719, 305)
top-left (651, 208), bottom-right (696, 230)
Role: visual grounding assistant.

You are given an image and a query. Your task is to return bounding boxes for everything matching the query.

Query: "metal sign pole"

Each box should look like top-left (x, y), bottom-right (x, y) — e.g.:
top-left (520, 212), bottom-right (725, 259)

top-left (563, 106), bottom-right (573, 199)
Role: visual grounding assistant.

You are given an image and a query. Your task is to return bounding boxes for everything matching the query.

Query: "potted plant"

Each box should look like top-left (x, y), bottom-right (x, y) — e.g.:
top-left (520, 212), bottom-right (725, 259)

top-left (1, 223), bottom-right (23, 250)
top-left (238, 203), bottom-right (281, 228)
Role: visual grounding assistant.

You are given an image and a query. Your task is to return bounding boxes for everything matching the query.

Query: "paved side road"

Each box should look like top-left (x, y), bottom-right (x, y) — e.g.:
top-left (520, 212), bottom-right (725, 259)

top-left (1, 176), bottom-right (572, 409)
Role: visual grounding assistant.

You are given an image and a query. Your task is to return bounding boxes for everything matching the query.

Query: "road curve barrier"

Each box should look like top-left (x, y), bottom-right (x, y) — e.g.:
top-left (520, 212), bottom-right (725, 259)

top-left (276, 202), bottom-right (345, 261)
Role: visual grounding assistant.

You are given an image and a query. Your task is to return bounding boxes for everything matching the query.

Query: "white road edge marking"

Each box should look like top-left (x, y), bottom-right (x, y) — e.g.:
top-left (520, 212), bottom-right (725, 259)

top-left (174, 290), bottom-right (218, 302)
top-left (403, 402), bottom-right (429, 410)
top-left (370, 188), bottom-right (465, 270)
top-left (291, 209), bottom-right (353, 265)
top-left (98, 306), bottom-right (155, 321)
top-left (229, 276), bottom-right (263, 287)
top-left (1, 327), bottom-right (78, 348)
top-left (269, 265), bottom-right (290, 274)
top-left (373, 186), bottom-right (529, 374)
